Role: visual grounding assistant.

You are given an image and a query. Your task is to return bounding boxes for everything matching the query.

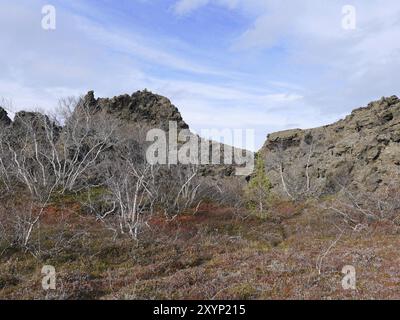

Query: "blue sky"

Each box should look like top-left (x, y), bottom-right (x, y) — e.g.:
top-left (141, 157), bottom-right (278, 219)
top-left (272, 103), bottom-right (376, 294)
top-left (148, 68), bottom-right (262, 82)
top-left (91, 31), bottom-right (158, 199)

top-left (1, 0), bottom-right (400, 149)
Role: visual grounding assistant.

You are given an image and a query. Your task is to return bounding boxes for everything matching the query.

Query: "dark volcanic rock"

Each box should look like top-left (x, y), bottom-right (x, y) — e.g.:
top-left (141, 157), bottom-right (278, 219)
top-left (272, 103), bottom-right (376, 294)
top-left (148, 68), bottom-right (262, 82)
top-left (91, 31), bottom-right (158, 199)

top-left (78, 90), bottom-right (189, 131)
top-left (259, 95), bottom-right (400, 196)
top-left (74, 90), bottom-right (246, 178)
top-left (12, 111), bottom-right (60, 135)
top-left (0, 107), bottom-right (11, 126)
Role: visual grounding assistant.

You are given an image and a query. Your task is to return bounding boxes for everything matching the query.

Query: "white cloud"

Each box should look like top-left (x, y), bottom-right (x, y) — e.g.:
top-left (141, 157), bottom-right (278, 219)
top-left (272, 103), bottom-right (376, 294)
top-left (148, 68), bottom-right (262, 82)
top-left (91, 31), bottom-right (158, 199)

top-left (136, 76), bottom-right (317, 150)
top-left (179, 0), bottom-right (400, 116)
top-left (173, 0), bottom-right (239, 15)
top-left (2, 0), bottom-right (400, 151)
top-left (0, 0), bottom-right (226, 109)
top-left (174, 0), bottom-right (210, 15)
top-left (77, 18), bottom-right (224, 76)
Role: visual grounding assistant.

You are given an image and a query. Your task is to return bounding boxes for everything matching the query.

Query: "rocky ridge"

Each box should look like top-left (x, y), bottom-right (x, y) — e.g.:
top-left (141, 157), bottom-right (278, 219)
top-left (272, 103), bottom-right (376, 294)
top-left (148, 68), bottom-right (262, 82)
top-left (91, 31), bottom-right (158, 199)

top-left (260, 95), bottom-right (400, 196)
top-left (79, 90), bottom-right (189, 131)
top-left (2, 91), bottom-right (399, 193)
top-left (0, 107), bottom-right (11, 127)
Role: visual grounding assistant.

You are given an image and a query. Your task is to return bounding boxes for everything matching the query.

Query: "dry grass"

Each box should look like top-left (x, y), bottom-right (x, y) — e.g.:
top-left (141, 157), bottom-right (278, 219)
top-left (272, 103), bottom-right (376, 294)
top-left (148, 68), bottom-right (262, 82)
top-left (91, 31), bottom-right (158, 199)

top-left (1, 199), bottom-right (400, 300)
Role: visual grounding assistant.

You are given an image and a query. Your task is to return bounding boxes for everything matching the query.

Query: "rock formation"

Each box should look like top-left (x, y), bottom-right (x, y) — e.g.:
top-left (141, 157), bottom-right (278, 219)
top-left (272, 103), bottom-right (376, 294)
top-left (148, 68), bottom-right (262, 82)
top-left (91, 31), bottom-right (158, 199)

top-left (75, 90), bottom-right (247, 178)
top-left (78, 90), bottom-right (189, 131)
top-left (259, 96), bottom-right (400, 197)
top-left (0, 107), bottom-right (11, 127)
top-left (4, 90), bottom-right (399, 192)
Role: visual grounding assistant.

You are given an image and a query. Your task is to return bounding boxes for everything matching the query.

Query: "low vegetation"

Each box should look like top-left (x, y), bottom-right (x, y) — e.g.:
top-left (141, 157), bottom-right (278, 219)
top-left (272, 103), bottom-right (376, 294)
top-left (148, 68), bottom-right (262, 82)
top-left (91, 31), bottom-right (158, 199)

top-left (1, 95), bottom-right (400, 300)
top-left (2, 196), bottom-right (400, 299)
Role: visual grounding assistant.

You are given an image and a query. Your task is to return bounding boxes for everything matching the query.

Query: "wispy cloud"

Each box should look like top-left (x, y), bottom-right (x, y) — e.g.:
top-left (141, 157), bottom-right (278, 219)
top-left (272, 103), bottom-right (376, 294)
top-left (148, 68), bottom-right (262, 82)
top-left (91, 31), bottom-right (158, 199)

top-left (1, 0), bottom-right (399, 150)
top-left (77, 18), bottom-right (224, 76)
top-left (173, 0), bottom-right (239, 15)
top-left (174, 0), bottom-right (210, 15)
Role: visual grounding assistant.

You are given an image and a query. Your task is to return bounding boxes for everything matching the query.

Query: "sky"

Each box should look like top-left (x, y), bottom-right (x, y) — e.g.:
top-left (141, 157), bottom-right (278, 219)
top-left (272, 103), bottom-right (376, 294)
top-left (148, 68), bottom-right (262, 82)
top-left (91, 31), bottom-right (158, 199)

top-left (1, 0), bottom-right (400, 150)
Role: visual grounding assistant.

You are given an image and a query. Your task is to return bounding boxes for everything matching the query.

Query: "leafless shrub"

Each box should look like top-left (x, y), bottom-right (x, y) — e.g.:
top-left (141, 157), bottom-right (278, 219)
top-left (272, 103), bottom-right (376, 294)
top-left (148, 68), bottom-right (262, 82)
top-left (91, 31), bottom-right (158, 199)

top-left (266, 139), bottom-right (318, 201)
top-left (322, 176), bottom-right (400, 233)
top-left (0, 113), bottom-right (61, 248)
top-left (100, 142), bottom-right (156, 239)
top-left (93, 161), bottom-right (207, 240)
top-left (0, 97), bottom-right (115, 249)
top-left (0, 95), bottom-right (248, 246)
top-left (155, 165), bottom-right (203, 217)
top-left (54, 97), bottom-right (117, 193)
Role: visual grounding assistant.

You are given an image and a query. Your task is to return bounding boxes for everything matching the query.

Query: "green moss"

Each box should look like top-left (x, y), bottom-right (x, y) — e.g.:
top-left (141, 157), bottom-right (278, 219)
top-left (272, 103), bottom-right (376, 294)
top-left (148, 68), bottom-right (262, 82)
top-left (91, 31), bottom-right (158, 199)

top-left (50, 186), bottom-right (108, 206)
